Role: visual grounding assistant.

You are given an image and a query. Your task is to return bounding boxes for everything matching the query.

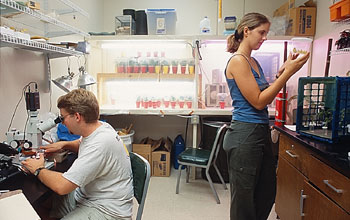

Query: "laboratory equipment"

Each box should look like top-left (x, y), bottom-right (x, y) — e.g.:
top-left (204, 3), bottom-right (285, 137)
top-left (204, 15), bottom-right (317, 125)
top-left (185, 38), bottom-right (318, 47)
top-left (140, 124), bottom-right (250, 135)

top-left (6, 85), bottom-right (61, 150)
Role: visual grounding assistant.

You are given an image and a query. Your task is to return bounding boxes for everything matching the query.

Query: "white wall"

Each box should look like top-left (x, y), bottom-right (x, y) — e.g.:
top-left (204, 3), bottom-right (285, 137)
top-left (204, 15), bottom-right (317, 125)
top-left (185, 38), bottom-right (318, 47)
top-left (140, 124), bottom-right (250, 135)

top-left (1, 0), bottom-right (349, 144)
top-left (103, 0), bottom-right (283, 35)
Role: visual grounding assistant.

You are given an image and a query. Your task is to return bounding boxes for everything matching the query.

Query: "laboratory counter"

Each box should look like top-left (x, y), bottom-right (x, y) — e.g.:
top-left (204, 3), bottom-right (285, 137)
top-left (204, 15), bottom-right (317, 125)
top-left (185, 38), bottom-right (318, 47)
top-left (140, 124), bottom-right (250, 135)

top-left (0, 153), bottom-right (76, 205)
top-left (274, 126), bottom-right (350, 219)
top-left (274, 126), bottom-right (350, 178)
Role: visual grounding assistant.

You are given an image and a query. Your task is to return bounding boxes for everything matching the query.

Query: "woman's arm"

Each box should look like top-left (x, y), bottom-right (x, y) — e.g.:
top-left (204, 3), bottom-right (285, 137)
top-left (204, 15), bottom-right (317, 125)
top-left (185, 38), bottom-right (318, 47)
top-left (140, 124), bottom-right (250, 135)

top-left (226, 53), bottom-right (310, 110)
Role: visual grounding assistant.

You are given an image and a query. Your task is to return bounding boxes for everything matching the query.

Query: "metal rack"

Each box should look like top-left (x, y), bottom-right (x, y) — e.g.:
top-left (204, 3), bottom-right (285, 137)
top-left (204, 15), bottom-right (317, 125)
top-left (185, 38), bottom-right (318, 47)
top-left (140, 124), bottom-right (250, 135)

top-left (330, 48), bottom-right (350, 56)
top-left (0, 0), bottom-right (89, 37)
top-left (0, 33), bottom-right (83, 58)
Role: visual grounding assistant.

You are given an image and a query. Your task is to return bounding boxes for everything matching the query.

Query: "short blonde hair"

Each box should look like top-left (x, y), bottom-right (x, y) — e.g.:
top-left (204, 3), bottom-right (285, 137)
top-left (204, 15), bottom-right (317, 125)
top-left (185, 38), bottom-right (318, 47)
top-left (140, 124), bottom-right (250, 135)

top-left (57, 88), bottom-right (99, 123)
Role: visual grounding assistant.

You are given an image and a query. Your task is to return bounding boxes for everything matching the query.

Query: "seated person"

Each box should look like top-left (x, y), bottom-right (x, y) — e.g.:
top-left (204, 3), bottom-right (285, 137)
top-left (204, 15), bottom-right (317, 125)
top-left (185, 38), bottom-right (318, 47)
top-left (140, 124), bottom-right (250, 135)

top-left (22, 88), bottom-right (133, 220)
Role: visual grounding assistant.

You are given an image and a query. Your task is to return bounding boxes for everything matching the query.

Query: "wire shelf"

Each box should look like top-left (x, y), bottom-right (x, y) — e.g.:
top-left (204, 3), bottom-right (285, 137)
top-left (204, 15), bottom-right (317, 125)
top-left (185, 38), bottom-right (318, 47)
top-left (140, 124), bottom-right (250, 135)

top-left (0, 0), bottom-right (89, 37)
top-left (330, 48), bottom-right (350, 56)
top-left (0, 33), bottom-right (83, 58)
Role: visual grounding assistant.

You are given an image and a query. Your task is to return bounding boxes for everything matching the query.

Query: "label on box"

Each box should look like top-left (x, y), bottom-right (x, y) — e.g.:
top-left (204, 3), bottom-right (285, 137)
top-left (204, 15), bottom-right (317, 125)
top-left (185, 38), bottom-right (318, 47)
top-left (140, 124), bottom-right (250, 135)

top-left (156, 18), bottom-right (166, 34)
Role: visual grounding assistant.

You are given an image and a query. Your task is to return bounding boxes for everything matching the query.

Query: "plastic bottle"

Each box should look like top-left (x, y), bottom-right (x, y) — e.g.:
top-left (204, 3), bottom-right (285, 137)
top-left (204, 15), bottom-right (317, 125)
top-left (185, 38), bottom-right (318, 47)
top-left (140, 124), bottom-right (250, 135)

top-left (200, 16), bottom-right (211, 35)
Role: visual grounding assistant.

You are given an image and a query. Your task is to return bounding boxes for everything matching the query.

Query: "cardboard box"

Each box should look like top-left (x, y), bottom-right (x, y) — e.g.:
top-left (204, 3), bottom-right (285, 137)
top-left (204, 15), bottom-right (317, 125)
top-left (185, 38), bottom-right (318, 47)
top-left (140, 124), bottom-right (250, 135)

top-left (132, 144), bottom-right (152, 165)
top-left (273, 0), bottom-right (295, 17)
top-left (286, 7), bottom-right (316, 36)
top-left (151, 137), bottom-right (172, 177)
top-left (133, 137), bottom-right (172, 176)
top-left (152, 151), bottom-right (171, 177)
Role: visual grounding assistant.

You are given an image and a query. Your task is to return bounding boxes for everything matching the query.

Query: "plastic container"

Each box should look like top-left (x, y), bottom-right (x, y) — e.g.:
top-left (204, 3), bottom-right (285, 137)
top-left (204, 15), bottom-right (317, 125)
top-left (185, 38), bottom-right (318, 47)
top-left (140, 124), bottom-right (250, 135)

top-left (199, 16), bottom-right (211, 34)
top-left (146, 9), bottom-right (177, 35)
top-left (117, 129), bottom-right (135, 153)
top-left (224, 16), bottom-right (236, 30)
top-left (296, 77), bottom-right (350, 143)
top-left (289, 37), bottom-right (313, 58)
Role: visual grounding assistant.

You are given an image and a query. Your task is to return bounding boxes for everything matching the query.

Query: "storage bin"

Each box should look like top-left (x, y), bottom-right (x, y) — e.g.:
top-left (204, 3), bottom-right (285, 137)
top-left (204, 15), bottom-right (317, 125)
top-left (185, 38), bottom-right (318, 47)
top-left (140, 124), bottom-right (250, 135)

top-left (296, 77), bottom-right (350, 143)
top-left (146, 9), bottom-right (176, 35)
top-left (329, 0), bottom-right (350, 21)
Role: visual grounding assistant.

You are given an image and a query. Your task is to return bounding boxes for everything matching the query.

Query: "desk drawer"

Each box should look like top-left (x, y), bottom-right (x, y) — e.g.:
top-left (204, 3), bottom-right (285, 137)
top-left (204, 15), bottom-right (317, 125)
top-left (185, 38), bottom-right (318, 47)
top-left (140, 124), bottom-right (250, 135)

top-left (307, 155), bottom-right (350, 213)
top-left (279, 134), bottom-right (309, 176)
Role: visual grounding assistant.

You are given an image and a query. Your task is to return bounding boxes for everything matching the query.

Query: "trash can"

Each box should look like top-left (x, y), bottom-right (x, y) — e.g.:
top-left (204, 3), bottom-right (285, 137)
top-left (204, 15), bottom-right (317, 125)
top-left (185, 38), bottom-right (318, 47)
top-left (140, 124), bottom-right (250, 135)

top-left (200, 116), bottom-right (231, 183)
top-left (117, 129), bottom-right (135, 153)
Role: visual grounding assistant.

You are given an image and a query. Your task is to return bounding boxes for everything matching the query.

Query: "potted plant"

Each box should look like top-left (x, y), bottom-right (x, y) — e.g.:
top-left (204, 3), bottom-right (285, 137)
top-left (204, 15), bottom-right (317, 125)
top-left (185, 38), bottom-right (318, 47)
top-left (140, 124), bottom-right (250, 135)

top-left (148, 59), bottom-right (155, 73)
top-left (188, 59), bottom-right (195, 74)
top-left (161, 59), bottom-right (169, 74)
top-left (180, 60), bottom-right (187, 74)
top-left (318, 109), bottom-right (333, 129)
top-left (171, 60), bottom-right (178, 74)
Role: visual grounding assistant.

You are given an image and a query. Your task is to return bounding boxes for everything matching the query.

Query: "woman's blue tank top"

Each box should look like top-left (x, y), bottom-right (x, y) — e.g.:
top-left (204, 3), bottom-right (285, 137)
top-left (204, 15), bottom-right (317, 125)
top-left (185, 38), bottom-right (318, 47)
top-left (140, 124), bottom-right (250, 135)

top-left (225, 54), bottom-right (270, 124)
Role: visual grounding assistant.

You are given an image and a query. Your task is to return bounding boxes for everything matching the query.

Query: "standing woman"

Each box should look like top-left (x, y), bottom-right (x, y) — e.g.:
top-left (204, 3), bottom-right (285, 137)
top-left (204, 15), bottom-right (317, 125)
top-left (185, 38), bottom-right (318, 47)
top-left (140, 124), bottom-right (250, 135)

top-left (223, 13), bottom-right (309, 220)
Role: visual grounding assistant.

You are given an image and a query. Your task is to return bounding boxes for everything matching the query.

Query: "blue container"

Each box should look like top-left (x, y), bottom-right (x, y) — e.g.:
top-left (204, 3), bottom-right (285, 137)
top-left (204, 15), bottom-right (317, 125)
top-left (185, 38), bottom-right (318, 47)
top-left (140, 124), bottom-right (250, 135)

top-left (173, 134), bottom-right (186, 169)
top-left (296, 77), bottom-right (350, 143)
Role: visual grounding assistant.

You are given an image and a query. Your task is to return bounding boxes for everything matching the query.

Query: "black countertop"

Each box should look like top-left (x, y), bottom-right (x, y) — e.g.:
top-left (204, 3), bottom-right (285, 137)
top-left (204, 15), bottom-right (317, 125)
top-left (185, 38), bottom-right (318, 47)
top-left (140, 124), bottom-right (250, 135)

top-left (0, 153), bottom-right (76, 204)
top-left (274, 126), bottom-right (350, 178)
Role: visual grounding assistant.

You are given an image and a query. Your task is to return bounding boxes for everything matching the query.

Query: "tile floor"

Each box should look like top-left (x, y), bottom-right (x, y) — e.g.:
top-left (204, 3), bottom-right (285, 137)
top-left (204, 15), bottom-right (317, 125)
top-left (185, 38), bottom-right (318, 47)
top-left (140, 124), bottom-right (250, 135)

top-left (132, 168), bottom-right (278, 220)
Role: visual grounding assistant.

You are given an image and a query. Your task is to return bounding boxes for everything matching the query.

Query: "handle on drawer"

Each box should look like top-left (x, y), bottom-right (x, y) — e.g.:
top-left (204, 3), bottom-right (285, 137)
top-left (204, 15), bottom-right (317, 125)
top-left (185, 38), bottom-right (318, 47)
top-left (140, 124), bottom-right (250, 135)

top-left (323, 180), bottom-right (343, 194)
top-left (285, 150), bottom-right (298, 158)
top-left (300, 190), bottom-right (307, 217)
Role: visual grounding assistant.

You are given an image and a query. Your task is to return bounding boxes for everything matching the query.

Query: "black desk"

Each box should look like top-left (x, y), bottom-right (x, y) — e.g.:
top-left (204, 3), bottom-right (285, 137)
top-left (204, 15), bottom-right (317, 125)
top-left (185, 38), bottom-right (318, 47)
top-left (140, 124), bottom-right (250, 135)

top-left (0, 153), bottom-right (76, 205)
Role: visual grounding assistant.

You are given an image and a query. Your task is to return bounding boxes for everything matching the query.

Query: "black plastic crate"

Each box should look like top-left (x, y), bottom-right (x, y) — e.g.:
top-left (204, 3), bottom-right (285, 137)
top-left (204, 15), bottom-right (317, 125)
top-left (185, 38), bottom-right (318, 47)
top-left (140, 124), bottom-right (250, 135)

top-left (296, 77), bottom-right (350, 143)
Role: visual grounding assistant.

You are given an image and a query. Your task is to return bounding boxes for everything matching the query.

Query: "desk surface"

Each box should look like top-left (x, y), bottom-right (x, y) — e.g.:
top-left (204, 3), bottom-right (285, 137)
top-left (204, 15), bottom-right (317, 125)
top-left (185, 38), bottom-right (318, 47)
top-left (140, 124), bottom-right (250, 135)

top-left (0, 153), bottom-right (76, 204)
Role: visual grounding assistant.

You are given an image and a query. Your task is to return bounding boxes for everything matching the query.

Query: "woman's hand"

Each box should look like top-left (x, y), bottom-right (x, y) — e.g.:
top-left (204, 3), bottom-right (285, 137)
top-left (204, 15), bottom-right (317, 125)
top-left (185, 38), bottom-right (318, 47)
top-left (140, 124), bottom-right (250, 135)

top-left (278, 52), bottom-right (310, 78)
top-left (277, 52), bottom-right (300, 78)
top-left (40, 141), bottom-right (66, 154)
top-left (284, 52), bottom-right (310, 76)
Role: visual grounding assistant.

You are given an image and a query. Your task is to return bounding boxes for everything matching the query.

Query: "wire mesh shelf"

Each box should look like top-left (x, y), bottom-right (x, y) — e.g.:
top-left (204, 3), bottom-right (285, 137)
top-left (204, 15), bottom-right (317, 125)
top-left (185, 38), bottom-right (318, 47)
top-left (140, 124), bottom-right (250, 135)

top-left (0, 33), bottom-right (83, 58)
top-left (0, 0), bottom-right (89, 37)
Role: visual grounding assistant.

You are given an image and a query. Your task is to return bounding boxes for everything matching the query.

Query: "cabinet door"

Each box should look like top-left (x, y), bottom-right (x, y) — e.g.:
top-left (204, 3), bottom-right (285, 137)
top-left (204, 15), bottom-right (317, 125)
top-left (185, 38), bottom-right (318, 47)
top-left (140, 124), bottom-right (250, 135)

top-left (276, 156), bottom-right (306, 220)
top-left (279, 134), bottom-right (310, 176)
top-left (302, 181), bottom-right (349, 220)
top-left (307, 155), bottom-right (350, 213)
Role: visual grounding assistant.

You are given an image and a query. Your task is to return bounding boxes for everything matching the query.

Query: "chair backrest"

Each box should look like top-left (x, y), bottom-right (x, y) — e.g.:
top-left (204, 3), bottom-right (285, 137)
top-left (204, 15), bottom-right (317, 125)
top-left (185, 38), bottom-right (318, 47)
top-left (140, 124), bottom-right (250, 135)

top-left (206, 124), bottom-right (229, 169)
top-left (129, 152), bottom-right (151, 220)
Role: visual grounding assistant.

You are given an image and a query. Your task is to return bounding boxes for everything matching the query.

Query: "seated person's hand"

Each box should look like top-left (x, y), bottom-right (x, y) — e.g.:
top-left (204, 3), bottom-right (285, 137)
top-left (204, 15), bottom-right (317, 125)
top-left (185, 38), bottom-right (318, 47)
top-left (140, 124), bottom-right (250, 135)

top-left (40, 141), bottom-right (66, 155)
top-left (21, 153), bottom-right (45, 174)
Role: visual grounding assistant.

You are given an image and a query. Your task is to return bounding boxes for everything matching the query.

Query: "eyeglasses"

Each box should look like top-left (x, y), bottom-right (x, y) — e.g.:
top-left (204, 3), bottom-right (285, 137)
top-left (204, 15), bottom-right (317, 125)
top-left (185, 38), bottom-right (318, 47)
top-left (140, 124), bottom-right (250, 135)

top-left (59, 113), bottom-right (72, 123)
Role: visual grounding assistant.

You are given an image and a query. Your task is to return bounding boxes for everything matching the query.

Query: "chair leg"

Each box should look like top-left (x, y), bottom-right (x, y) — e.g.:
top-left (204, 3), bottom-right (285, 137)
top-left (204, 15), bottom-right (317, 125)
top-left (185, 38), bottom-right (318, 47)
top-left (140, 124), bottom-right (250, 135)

top-left (205, 169), bottom-right (220, 204)
top-left (186, 166), bottom-right (190, 183)
top-left (213, 164), bottom-right (228, 190)
top-left (176, 164), bottom-right (183, 194)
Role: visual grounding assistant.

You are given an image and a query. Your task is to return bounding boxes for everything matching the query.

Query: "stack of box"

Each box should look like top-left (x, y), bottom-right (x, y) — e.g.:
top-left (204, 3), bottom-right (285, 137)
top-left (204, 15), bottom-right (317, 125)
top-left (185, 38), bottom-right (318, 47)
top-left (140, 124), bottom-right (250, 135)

top-left (273, 0), bottom-right (317, 36)
top-left (133, 137), bottom-right (172, 177)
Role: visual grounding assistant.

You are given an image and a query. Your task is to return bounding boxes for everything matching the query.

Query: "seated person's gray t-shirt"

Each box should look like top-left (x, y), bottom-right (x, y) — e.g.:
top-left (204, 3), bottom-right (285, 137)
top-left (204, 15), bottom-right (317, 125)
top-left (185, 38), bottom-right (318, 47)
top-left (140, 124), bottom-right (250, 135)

top-left (63, 121), bottom-right (133, 218)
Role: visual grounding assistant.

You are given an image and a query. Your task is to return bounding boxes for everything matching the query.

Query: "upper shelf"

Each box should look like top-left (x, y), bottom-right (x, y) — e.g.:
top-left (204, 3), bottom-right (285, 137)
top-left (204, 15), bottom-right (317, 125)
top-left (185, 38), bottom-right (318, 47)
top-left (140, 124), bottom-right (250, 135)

top-left (41, 0), bottom-right (89, 18)
top-left (0, 33), bottom-right (84, 58)
top-left (0, 0), bottom-right (89, 38)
